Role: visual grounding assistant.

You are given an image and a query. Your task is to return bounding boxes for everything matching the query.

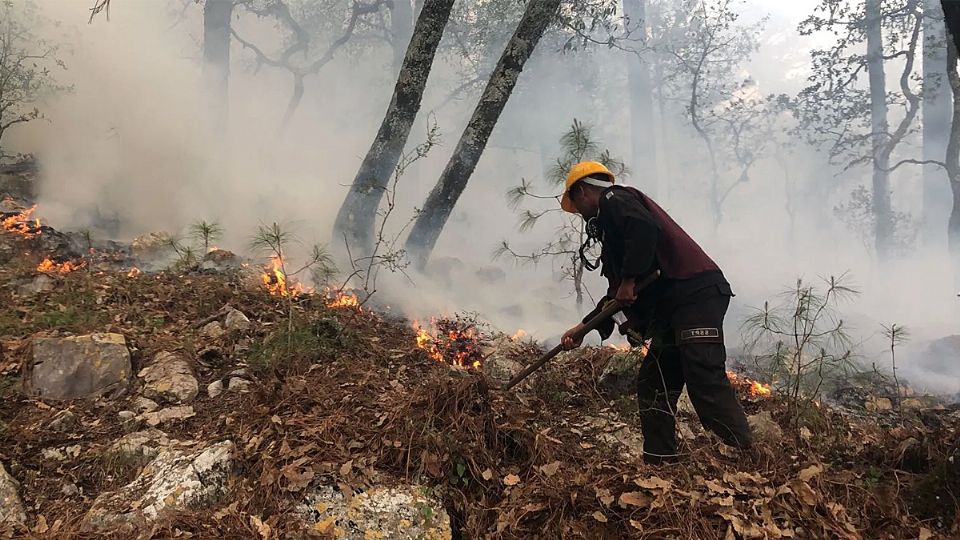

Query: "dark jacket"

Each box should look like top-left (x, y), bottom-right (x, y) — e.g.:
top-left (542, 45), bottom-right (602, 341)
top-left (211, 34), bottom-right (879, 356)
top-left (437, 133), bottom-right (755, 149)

top-left (583, 185), bottom-right (732, 338)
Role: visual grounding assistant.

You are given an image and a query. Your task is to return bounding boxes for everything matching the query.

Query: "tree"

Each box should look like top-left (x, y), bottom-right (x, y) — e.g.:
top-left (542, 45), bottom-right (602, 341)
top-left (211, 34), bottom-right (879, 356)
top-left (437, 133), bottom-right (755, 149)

top-left (795, 0), bottom-right (925, 260)
top-left (623, 0), bottom-right (659, 197)
top-left (496, 120), bottom-right (627, 308)
top-left (944, 1), bottom-right (960, 279)
top-left (0, 0), bottom-right (66, 160)
top-left (203, 0), bottom-right (235, 131)
top-left (404, 0), bottom-right (562, 268)
top-left (921, 0), bottom-right (951, 247)
top-left (331, 0), bottom-right (456, 256)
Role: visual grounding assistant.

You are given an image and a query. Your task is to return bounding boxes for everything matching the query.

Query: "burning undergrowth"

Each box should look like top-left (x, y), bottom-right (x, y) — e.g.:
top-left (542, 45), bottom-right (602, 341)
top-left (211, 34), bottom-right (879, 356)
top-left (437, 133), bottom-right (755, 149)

top-left (413, 314), bottom-right (489, 368)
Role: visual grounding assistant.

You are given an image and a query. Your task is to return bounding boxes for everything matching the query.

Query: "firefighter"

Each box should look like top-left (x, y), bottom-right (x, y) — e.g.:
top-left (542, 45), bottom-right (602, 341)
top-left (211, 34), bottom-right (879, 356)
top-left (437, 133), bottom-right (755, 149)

top-left (558, 161), bottom-right (753, 464)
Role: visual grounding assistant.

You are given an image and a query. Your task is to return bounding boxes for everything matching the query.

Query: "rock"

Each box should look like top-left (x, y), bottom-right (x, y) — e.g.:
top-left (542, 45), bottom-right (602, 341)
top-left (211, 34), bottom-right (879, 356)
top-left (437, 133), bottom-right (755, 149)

top-left (61, 482), bottom-right (80, 497)
top-left (42, 448), bottom-right (66, 461)
top-left (299, 485), bottom-right (451, 540)
top-left (84, 441), bottom-right (234, 530)
top-left (201, 321), bottom-right (225, 339)
top-left (132, 397), bottom-right (159, 413)
top-left (26, 333), bottom-right (131, 400)
top-left (584, 416), bottom-right (645, 459)
top-left (481, 354), bottom-right (523, 386)
top-left (109, 429), bottom-right (172, 460)
top-left (48, 410), bottom-right (78, 432)
top-left (17, 274), bottom-right (53, 296)
top-left (597, 351), bottom-right (642, 400)
top-left (747, 411), bottom-right (783, 443)
top-left (227, 378), bottom-right (251, 393)
top-left (223, 309), bottom-right (250, 332)
top-left (200, 249), bottom-right (240, 272)
top-left (677, 390), bottom-right (696, 415)
top-left (138, 406), bottom-right (195, 427)
top-left (117, 411), bottom-right (136, 421)
top-left (902, 398), bottom-right (925, 410)
top-left (130, 232), bottom-right (173, 256)
top-left (207, 380), bottom-right (224, 398)
top-left (0, 462), bottom-right (26, 525)
top-left (138, 352), bottom-right (198, 404)
top-left (865, 397), bottom-right (893, 412)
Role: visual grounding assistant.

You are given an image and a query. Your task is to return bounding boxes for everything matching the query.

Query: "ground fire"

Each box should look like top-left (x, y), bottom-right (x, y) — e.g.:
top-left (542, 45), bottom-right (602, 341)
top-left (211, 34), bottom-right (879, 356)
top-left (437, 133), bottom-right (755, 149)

top-left (326, 290), bottom-right (361, 310)
top-left (1, 204), bottom-right (40, 238)
top-left (413, 318), bottom-right (486, 368)
top-left (260, 255), bottom-right (307, 298)
top-left (36, 256), bottom-right (84, 274)
top-left (726, 370), bottom-right (773, 398)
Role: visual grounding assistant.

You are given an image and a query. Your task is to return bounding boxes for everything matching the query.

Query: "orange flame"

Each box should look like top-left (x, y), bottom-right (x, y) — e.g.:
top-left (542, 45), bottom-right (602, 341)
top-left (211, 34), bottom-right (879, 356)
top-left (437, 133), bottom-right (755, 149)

top-left (36, 257), bottom-right (84, 274)
top-left (126, 267), bottom-right (141, 278)
top-left (727, 371), bottom-right (773, 398)
top-left (2, 205), bottom-right (40, 237)
top-left (327, 291), bottom-right (361, 310)
top-left (413, 319), bottom-right (483, 369)
top-left (510, 329), bottom-right (528, 341)
top-left (260, 255), bottom-right (306, 298)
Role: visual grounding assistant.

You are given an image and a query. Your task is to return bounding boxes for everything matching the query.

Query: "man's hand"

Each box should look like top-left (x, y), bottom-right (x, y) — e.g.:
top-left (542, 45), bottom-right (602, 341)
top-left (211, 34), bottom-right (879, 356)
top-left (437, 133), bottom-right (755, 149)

top-left (615, 277), bottom-right (638, 306)
top-left (561, 323), bottom-right (586, 350)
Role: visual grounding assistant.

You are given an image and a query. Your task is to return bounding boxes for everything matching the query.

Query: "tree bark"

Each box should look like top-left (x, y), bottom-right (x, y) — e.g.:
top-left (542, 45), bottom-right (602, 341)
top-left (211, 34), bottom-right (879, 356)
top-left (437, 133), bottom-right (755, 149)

top-left (332, 0), bottom-right (455, 255)
top-left (404, 0), bottom-right (562, 267)
top-left (623, 0), bottom-right (658, 198)
top-left (203, 0), bottom-right (234, 131)
top-left (866, 0), bottom-right (893, 260)
top-left (946, 35), bottom-right (960, 278)
top-left (923, 0), bottom-right (952, 248)
top-left (391, 0), bottom-right (415, 74)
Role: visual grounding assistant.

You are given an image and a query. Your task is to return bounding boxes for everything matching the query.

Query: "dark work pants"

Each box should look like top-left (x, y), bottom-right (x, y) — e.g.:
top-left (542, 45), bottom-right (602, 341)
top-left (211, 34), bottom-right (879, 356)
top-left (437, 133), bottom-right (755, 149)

top-left (630, 289), bottom-right (753, 463)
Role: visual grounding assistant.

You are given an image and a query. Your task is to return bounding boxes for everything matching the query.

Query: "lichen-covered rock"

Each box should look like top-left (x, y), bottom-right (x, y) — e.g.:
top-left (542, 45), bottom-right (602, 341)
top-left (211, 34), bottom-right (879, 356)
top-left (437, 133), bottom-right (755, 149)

top-left (201, 321), bottom-right (225, 339)
top-left (108, 429), bottom-right (173, 460)
top-left (207, 380), bottom-right (224, 398)
top-left (223, 309), bottom-right (250, 332)
top-left (84, 441), bottom-right (234, 530)
top-left (137, 405), bottom-right (195, 427)
top-left (584, 415), bottom-right (645, 459)
top-left (597, 351), bottom-right (642, 400)
top-left (138, 352), bottom-right (198, 404)
top-left (26, 333), bottom-right (131, 400)
top-left (0, 463), bottom-right (26, 525)
top-left (747, 411), bottom-right (783, 444)
top-left (300, 485), bottom-right (451, 539)
top-left (48, 410), bottom-right (78, 432)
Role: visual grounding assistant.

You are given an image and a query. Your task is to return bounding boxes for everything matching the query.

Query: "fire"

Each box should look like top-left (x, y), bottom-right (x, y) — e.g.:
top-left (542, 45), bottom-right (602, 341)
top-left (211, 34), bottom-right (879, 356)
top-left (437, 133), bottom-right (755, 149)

top-left (1, 204), bottom-right (40, 237)
top-left (260, 255), bottom-right (306, 298)
top-left (327, 290), bottom-right (361, 310)
top-left (36, 257), bottom-right (84, 274)
top-left (511, 329), bottom-right (527, 341)
top-left (126, 267), bottom-right (141, 278)
top-left (413, 318), bottom-right (484, 369)
top-left (727, 370), bottom-right (773, 398)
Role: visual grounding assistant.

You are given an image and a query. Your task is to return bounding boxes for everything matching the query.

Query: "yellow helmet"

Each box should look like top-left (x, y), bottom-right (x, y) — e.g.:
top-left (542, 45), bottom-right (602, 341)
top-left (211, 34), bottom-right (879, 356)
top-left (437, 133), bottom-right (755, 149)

top-left (560, 161), bottom-right (615, 213)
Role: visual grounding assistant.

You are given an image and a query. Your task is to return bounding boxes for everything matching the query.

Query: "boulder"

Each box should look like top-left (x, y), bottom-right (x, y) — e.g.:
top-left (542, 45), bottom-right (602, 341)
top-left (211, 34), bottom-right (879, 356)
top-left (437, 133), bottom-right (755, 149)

top-left (137, 406), bottom-right (195, 427)
top-left (17, 274), bottom-right (53, 296)
top-left (108, 429), bottom-right (174, 460)
top-left (747, 411), bottom-right (783, 444)
top-left (201, 321), bottom-right (225, 339)
top-left (47, 410), bottom-right (79, 432)
top-left (138, 352), bottom-right (198, 404)
top-left (223, 309), bottom-right (250, 332)
top-left (207, 380), bottom-right (224, 398)
top-left (84, 441), bottom-right (234, 530)
top-left (200, 249), bottom-right (241, 272)
top-left (26, 334), bottom-right (131, 400)
top-left (597, 351), bottom-right (642, 400)
top-left (300, 485), bottom-right (451, 540)
top-left (0, 463), bottom-right (26, 525)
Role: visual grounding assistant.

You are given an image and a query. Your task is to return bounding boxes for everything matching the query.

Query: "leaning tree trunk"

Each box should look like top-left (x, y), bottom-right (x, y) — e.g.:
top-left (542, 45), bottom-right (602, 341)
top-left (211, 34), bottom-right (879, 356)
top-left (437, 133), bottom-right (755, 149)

top-left (391, 0), bottom-right (415, 74)
top-left (866, 0), bottom-right (893, 260)
top-left (623, 0), bottom-right (658, 198)
top-left (203, 0), bottom-right (234, 132)
top-left (404, 0), bottom-right (562, 268)
top-left (332, 0), bottom-right (455, 255)
top-left (946, 33), bottom-right (960, 281)
top-left (923, 0), bottom-right (952, 248)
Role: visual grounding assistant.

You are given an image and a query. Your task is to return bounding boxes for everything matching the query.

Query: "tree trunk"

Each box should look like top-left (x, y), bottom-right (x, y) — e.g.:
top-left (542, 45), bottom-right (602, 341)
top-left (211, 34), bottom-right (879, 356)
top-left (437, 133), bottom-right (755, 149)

top-left (404, 0), bottom-right (562, 267)
top-left (866, 0), bottom-right (893, 260)
top-left (946, 35), bottom-right (960, 280)
top-left (923, 0), bottom-right (952, 248)
top-left (623, 0), bottom-right (658, 198)
top-left (203, 0), bottom-right (234, 131)
top-left (332, 0), bottom-right (455, 255)
top-left (391, 0), bottom-right (415, 74)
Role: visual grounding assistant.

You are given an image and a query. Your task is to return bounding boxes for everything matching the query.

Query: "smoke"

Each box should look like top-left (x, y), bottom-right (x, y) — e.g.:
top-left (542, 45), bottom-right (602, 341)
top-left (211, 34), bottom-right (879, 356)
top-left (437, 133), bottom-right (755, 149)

top-left (11, 0), bottom-right (959, 395)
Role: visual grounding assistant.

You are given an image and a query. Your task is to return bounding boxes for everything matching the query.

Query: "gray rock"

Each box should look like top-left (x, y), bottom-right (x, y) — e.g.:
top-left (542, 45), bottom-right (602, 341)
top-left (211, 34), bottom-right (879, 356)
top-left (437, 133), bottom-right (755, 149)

top-left (300, 485), bottom-right (451, 540)
top-left (597, 351), bottom-right (642, 400)
top-left (17, 274), bottom-right (53, 296)
top-left (200, 249), bottom-right (241, 272)
top-left (132, 397), bottom-right (159, 413)
top-left (207, 380), bottom-right (224, 398)
top-left (138, 352), bottom-right (198, 404)
top-left (42, 448), bottom-right (66, 461)
top-left (109, 429), bottom-right (172, 460)
top-left (48, 410), bottom-right (78, 432)
top-left (26, 333), bottom-right (131, 400)
top-left (137, 406), bottom-right (195, 427)
top-left (84, 441), bottom-right (234, 530)
top-left (117, 411), bottom-right (136, 421)
top-left (61, 482), bottom-right (80, 497)
top-left (747, 411), bottom-right (783, 443)
top-left (0, 462), bottom-right (26, 525)
top-left (583, 415), bottom-right (645, 459)
top-left (227, 378), bottom-right (251, 393)
top-left (223, 309), bottom-right (250, 332)
top-left (201, 321), bottom-right (225, 339)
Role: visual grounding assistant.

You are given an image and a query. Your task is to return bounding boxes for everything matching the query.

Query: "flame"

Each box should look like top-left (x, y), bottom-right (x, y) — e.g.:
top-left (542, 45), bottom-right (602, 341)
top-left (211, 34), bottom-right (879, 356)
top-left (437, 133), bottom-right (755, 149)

top-left (413, 319), bottom-right (483, 368)
top-left (260, 255), bottom-right (306, 298)
top-left (726, 371), bottom-right (772, 398)
top-left (327, 290), bottom-right (361, 310)
top-left (2, 204), bottom-right (40, 237)
top-left (127, 267), bottom-right (141, 278)
top-left (511, 329), bottom-right (528, 341)
top-left (36, 257), bottom-right (84, 274)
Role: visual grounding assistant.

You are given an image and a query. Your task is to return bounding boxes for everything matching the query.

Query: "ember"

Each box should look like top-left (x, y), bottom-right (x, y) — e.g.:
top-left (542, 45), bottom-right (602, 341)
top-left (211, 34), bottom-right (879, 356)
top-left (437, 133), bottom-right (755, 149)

top-left (126, 267), bottom-right (141, 278)
top-left (36, 256), bottom-right (84, 274)
top-left (260, 255), bottom-right (307, 298)
top-left (413, 317), bottom-right (485, 369)
top-left (1, 204), bottom-right (40, 237)
top-left (727, 370), bottom-right (773, 398)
